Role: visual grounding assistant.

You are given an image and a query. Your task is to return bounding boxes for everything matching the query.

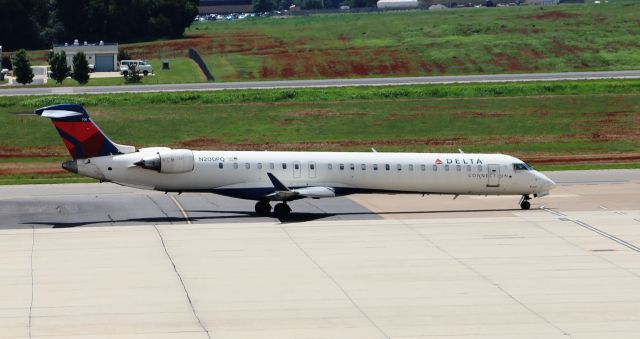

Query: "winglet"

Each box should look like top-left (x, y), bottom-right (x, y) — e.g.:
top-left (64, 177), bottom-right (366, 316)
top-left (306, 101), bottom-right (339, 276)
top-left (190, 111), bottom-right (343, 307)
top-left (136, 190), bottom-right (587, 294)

top-left (267, 173), bottom-right (290, 191)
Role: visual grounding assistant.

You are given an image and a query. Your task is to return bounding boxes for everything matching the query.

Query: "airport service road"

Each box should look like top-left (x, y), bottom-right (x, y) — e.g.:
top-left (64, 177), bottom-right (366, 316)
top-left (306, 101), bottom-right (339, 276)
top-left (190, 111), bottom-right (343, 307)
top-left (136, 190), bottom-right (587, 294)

top-left (0, 169), bottom-right (637, 229)
top-left (1, 70), bottom-right (640, 96)
top-left (1, 183), bottom-right (640, 337)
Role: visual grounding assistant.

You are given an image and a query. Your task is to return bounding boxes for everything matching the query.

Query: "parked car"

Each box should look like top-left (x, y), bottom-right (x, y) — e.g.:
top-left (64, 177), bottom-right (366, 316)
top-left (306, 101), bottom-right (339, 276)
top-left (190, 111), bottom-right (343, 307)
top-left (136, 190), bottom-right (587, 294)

top-left (119, 60), bottom-right (153, 76)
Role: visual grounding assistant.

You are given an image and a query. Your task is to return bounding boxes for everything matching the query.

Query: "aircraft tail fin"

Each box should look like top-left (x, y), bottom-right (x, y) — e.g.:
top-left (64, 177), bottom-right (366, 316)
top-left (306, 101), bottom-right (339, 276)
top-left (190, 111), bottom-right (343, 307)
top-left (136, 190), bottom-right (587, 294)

top-left (35, 104), bottom-right (135, 159)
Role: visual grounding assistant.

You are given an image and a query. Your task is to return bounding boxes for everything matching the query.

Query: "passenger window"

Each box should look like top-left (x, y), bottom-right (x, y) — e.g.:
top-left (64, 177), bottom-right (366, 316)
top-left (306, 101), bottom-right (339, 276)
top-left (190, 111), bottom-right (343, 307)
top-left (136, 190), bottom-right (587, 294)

top-left (445, 165), bottom-right (450, 171)
top-left (361, 164), bottom-right (366, 170)
top-left (270, 163), bottom-right (275, 170)
top-left (310, 163), bottom-right (315, 170)
top-left (218, 163), bottom-right (224, 169)
top-left (245, 163), bottom-right (250, 170)
top-left (373, 164), bottom-right (378, 171)
top-left (432, 165), bottom-right (437, 171)
top-left (294, 163), bottom-right (299, 170)
top-left (397, 164), bottom-right (402, 171)
top-left (340, 164), bottom-right (344, 170)
top-left (328, 163), bottom-right (333, 170)
top-left (233, 163), bottom-right (238, 169)
top-left (467, 165), bottom-right (471, 172)
top-left (350, 164), bottom-right (355, 170)
top-left (420, 164), bottom-right (426, 171)
top-left (456, 165), bottom-right (461, 172)
top-left (385, 164), bottom-right (390, 171)
top-left (409, 164), bottom-right (414, 171)
top-left (257, 163), bottom-right (262, 169)
top-left (478, 165), bottom-right (483, 172)
top-left (282, 163), bottom-right (287, 169)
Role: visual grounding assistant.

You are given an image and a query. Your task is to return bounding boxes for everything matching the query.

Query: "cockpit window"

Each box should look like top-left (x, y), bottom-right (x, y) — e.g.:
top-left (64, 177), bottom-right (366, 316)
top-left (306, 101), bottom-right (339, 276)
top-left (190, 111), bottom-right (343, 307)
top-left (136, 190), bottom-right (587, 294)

top-left (513, 163), bottom-right (533, 171)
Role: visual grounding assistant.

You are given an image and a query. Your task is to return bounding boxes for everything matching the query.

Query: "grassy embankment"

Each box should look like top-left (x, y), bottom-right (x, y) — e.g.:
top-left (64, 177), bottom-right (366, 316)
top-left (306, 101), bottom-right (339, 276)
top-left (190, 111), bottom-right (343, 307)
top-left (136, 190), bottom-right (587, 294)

top-left (180, 2), bottom-right (640, 81)
top-left (1, 79), bottom-right (639, 184)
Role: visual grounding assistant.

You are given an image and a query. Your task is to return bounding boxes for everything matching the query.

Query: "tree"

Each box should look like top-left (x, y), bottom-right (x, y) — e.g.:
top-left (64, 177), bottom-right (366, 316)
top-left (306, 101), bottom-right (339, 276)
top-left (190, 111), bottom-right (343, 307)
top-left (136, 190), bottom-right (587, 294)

top-left (1, 55), bottom-right (12, 71)
top-left (0, 0), bottom-right (49, 50)
top-left (13, 50), bottom-right (34, 85)
top-left (124, 63), bottom-right (142, 83)
top-left (253, 0), bottom-right (275, 12)
top-left (50, 51), bottom-right (71, 84)
top-left (72, 52), bottom-right (90, 85)
top-left (302, 0), bottom-right (324, 9)
top-left (118, 49), bottom-right (131, 62)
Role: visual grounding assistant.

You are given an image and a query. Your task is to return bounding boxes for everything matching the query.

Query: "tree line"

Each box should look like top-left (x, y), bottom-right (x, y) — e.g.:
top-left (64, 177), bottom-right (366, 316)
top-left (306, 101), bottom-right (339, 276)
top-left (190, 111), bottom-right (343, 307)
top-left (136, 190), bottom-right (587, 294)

top-left (0, 0), bottom-right (199, 51)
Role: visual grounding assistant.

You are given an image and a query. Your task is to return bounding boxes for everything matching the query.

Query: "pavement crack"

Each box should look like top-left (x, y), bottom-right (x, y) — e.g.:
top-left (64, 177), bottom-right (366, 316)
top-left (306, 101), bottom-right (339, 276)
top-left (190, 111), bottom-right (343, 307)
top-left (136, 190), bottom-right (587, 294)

top-left (401, 220), bottom-right (574, 338)
top-left (147, 195), bottom-right (173, 224)
top-left (153, 225), bottom-right (212, 339)
top-left (278, 224), bottom-right (390, 339)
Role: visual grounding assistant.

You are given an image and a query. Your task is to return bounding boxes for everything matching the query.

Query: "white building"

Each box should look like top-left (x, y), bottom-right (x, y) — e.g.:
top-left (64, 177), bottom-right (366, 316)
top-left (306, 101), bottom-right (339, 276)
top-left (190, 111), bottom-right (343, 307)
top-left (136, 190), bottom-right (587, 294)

top-left (377, 0), bottom-right (419, 9)
top-left (53, 40), bottom-right (118, 72)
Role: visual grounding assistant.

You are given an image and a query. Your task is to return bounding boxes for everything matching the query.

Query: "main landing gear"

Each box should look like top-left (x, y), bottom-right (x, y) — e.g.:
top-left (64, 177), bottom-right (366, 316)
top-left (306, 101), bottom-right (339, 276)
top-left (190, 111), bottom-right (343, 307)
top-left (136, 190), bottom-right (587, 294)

top-left (273, 202), bottom-right (291, 218)
top-left (255, 199), bottom-right (271, 215)
top-left (519, 195), bottom-right (531, 210)
top-left (254, 200), bottom-right (291, 218)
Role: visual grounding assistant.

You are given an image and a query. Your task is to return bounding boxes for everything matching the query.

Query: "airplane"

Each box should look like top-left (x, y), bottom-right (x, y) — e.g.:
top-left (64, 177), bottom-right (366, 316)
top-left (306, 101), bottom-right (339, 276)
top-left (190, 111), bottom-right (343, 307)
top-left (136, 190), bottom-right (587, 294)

top-left (37, 104), bottom-right (556, 218)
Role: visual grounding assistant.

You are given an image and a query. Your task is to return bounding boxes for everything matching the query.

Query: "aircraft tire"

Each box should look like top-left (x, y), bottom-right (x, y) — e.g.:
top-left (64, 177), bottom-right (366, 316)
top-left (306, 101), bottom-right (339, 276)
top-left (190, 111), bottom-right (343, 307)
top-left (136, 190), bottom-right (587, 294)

top-left (520, 200), bottom-right (531, 210)
top-left (274, 203), bottom-right (291, 218)
top-left (255, 200), bottom-right (271, 215)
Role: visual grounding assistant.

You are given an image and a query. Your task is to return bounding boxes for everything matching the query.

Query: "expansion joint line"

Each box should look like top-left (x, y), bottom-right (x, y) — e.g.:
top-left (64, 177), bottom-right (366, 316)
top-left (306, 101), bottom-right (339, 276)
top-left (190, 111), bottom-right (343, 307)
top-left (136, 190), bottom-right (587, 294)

top-left (400, 220), bottom-right (574, 338)
top-left (28, 225), bottom-right (35, 339)
top-left (542, 208), bottom-right (640, 254)
top-left (153, 225), bottom-right (212, 339)
top-left (278, 224), bottom-right (391, 339)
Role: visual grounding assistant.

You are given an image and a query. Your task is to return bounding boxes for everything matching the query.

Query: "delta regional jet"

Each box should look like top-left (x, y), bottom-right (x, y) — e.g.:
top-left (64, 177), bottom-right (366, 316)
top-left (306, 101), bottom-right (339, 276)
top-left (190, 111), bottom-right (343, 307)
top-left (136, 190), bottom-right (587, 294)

top-left (37, 104), bottom-right (556, 218)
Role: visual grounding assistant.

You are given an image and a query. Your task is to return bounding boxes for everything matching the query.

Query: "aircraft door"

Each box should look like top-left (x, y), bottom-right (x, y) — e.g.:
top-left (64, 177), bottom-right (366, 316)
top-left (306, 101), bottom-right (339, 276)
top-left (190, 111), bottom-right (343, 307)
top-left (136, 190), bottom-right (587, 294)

top-left (487, 164), bottom-right (500, 187)
top-left (293, 161), bottom-right (301, 178)
top-left (308, 161), bottom-right (317, 178)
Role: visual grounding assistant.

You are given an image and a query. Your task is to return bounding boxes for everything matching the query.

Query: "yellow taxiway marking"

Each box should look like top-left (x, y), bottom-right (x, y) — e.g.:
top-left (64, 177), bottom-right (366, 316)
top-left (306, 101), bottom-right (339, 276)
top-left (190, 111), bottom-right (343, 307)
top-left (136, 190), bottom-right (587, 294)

top-left (170, 195), bottom-right (192, 225)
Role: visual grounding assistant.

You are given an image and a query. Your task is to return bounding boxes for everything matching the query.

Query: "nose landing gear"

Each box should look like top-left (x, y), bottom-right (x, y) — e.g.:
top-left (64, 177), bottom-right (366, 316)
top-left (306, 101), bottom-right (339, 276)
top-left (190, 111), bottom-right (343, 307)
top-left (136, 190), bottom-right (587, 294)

top-left (519, 195), bottom-right (531, 210)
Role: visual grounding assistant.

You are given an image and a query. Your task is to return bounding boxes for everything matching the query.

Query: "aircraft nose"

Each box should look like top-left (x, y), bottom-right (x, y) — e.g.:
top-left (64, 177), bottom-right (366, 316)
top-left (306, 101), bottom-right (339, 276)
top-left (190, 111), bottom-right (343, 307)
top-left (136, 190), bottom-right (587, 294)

top-left (538, 172), bottom-right (556, 191)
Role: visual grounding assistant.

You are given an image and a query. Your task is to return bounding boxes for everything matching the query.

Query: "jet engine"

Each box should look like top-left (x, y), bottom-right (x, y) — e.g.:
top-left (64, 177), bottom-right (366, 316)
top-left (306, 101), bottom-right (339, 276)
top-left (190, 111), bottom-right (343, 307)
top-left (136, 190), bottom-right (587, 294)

top-left (134, 149), bottom-right (194, 173)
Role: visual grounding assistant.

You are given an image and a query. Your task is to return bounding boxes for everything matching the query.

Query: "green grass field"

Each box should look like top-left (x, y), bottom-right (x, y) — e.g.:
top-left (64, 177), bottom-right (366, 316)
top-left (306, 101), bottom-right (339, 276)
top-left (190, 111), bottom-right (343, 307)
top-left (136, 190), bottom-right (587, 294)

top-left (40, 58), bottom-right (205, 87)
top-left (178, 2), bottom-right (640, 81)
top-left (1, 79), bottom-right (638, 184)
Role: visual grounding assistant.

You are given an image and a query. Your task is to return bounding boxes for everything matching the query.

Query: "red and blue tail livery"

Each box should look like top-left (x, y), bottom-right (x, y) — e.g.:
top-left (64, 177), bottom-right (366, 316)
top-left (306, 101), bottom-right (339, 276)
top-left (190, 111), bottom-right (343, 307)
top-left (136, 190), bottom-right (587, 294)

top-left (36, 104), bottom-right (135, 159)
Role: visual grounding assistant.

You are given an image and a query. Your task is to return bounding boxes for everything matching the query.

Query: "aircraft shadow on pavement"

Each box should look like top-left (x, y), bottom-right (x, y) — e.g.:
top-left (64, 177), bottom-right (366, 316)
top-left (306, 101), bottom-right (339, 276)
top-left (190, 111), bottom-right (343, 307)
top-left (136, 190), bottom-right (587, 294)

top-left (24, 208), bottom-right (520, 228)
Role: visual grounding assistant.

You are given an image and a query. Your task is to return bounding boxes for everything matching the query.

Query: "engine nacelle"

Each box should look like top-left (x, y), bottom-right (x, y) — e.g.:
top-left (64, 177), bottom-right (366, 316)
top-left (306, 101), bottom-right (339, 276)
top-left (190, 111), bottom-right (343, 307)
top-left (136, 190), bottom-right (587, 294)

top-left (134, 149), bottom-right (194, 174)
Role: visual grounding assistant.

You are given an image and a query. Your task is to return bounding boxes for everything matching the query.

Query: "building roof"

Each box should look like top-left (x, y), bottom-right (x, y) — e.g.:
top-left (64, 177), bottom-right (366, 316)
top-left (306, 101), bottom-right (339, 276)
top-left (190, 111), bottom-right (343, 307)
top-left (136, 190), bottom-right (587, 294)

top-left (53, 41), bottom-right (118, 48)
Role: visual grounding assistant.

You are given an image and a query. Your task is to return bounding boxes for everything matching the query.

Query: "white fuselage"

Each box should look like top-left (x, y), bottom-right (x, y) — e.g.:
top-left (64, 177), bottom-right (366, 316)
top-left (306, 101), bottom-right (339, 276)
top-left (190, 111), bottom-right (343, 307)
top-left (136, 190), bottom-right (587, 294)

top-left (74, 150), bottom-right (555, 200)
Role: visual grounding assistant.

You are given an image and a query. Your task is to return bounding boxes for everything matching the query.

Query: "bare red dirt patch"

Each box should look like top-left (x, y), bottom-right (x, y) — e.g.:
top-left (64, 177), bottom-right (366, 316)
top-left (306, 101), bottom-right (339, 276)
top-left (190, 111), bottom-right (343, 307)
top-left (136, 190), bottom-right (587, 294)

top-left (519, 11), bottom-right (581, 21)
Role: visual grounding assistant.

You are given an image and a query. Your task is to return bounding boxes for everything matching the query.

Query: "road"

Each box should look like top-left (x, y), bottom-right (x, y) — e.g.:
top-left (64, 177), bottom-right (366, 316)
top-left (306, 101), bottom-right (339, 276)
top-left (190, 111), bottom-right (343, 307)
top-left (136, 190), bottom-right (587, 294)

top-left (1, 70), bottom-right (639, 96)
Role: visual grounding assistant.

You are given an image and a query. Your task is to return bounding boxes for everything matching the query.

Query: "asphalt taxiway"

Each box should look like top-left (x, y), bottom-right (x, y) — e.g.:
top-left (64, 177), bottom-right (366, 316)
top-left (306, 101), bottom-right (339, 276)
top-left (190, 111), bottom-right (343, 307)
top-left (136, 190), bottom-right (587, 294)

top-left (1, 70), bottom-right (639, 96)
top-left (1, 170), bottom-right (639, 338)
